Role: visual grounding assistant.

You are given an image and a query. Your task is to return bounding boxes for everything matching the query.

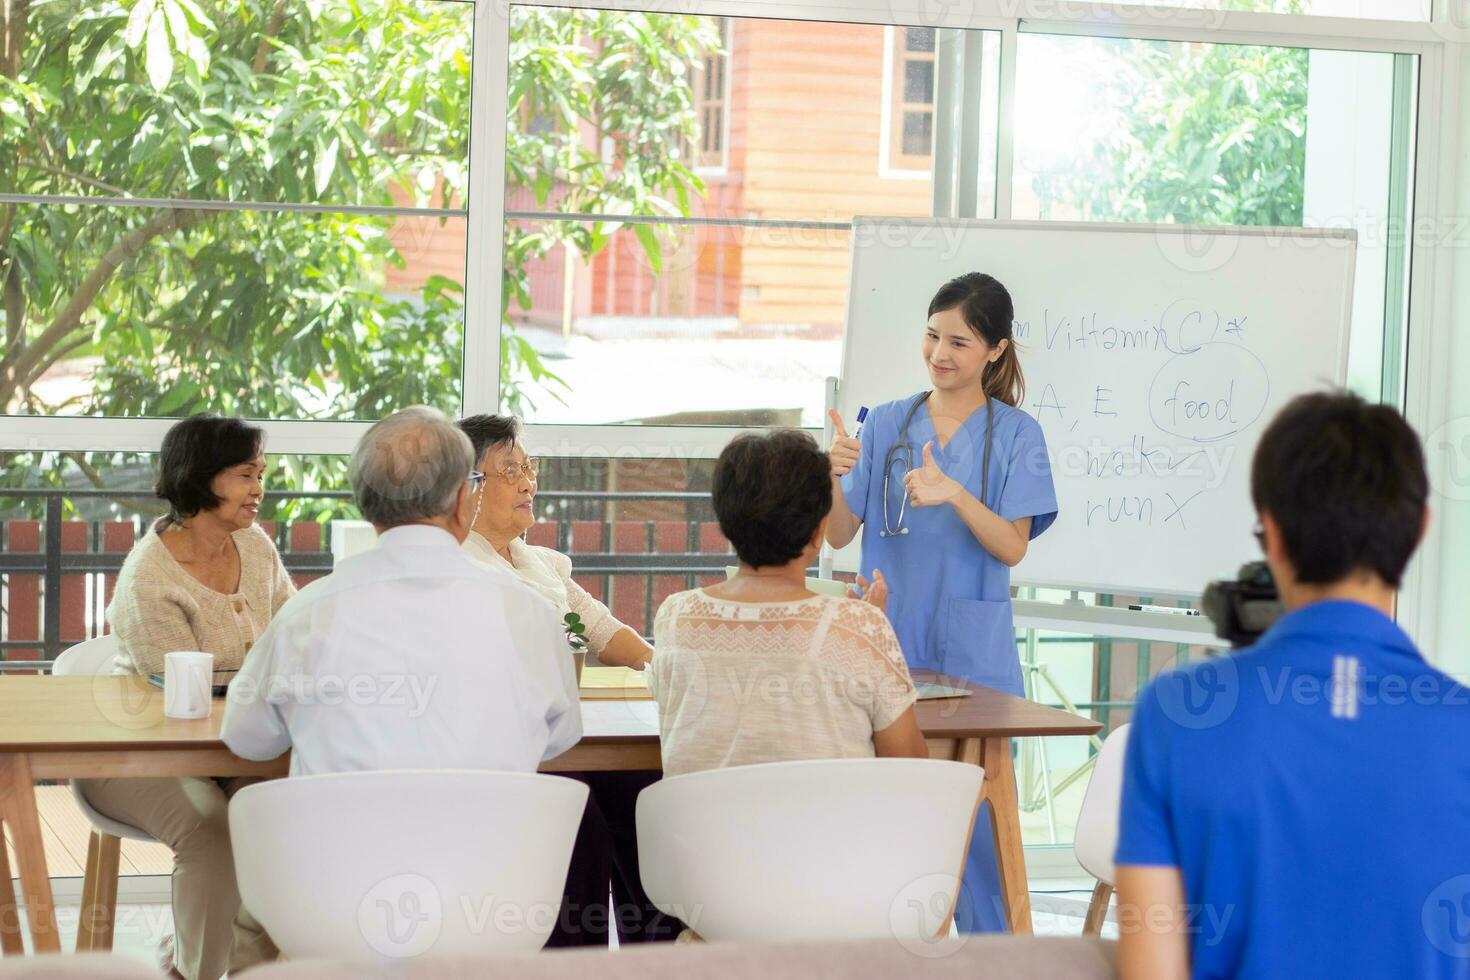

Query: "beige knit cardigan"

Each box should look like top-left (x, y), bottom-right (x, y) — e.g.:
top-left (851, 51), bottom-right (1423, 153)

top-left (106, 523), bottom-right (296, 680)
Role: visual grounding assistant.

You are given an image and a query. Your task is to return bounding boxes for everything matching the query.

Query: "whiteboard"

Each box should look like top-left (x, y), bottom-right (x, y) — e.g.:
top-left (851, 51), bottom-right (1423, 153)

top-left (833, 217), bottom-right (1356, 598)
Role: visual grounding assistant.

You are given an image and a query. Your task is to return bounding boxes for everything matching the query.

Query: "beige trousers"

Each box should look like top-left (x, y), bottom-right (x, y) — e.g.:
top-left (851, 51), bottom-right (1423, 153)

top-left (75, 776), bottom-right (278, 980)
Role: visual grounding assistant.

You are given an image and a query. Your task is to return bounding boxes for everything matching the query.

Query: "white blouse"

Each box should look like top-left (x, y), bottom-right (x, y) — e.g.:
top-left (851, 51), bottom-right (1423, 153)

top-left (462, 531), bottom-right (626, 655)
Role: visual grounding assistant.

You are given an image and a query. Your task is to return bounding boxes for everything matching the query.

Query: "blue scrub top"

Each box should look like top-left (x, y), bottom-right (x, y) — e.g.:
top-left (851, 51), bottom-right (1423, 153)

top-left (1117, 600), bottom-right (1470, 978)
top-left (839, 393), bottom-right (1058, 694)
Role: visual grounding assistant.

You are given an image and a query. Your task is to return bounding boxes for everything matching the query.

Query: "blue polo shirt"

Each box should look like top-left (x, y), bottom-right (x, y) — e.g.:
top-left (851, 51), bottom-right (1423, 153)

top-left (1116, 600), bottom-right (1470, 979)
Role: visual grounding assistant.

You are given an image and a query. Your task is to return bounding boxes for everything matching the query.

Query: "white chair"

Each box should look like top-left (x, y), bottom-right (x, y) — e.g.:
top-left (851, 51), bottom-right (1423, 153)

top-left (1072, 724), bottom-right (1132, 935)
top-left (636, 758), bottom-right (985, 942)
top-left (51, 633), bottom-right (159, 952)
top-left (229, 770), bottom-right (588, 960)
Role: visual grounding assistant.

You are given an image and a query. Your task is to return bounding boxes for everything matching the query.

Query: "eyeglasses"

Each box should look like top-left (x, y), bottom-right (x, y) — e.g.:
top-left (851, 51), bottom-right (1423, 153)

top-left (468, 470), bottom-right (486, 494)
top-left (1252, 521), bottom-right (1266, 551)
top-left (492, 458), bottom-right (539, 485)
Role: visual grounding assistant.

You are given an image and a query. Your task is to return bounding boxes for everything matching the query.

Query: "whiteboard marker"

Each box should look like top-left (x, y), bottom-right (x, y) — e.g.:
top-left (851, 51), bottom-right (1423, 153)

top-left (853, 406), bottom-right (869, 438)
top-left (1128, 604), bottom-right (1202, 617)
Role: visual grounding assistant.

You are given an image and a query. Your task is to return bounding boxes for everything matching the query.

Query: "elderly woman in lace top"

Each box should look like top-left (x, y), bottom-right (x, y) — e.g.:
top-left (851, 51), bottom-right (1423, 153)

top-left (457, 414), bottom-right (651, 669)
top-left (649, 428), bottom-right (929, 777)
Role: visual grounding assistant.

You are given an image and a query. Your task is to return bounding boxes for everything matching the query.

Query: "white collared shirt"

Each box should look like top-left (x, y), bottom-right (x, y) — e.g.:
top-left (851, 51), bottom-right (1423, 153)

top-left (462, 531), bottom-right (624, 655)
top-left (222, 524), bottom-right (582, 776)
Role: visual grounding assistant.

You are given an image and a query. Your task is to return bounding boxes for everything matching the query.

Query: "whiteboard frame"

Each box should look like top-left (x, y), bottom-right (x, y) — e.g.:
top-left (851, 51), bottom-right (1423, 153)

top-left (833, 215), bottom-right (1357, 598)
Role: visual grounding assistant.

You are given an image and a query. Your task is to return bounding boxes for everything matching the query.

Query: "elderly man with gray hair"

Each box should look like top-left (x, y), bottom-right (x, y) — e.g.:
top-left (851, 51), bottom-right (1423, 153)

top-left (223, 406), bottom-right (581, 776)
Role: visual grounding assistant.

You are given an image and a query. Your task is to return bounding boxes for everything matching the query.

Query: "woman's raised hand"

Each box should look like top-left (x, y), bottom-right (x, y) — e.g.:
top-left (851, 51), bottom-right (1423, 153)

top-left (904, 441), bottom-right (962, 508)
top-left (828, 409), bottom-right (862, 478)
top-left (852, 569), bottom-right (888, 613)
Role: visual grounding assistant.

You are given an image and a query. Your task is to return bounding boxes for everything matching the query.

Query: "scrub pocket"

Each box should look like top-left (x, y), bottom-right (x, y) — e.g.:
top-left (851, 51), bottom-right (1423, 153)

top-left (942, 598), bottom-right (1024, 696)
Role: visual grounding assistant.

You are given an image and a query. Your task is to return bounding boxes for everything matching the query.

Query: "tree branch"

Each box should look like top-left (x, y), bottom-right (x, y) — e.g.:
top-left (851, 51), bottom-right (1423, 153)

top-left (4, 260), bottom-right (22, 354)
top-left (1, 0), bottom-right (29, 80)
top-left (18, 330), bottom-right (85, 391)
top-left (16, 152), bottom-right (133, 197)
top-left (252, 0), bottom-right (289, 74)
top-left (0, 207), bottom-right (207, 408)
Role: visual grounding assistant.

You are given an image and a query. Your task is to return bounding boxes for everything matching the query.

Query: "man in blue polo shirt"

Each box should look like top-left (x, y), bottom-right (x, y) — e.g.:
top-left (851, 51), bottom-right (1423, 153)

top-left (1115, 391), bottom-right (1470, 980)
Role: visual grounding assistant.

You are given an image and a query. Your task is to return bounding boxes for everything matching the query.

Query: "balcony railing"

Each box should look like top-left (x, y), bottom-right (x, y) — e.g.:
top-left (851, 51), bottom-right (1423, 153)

top-left (0, 487), bottom-right (736, 671)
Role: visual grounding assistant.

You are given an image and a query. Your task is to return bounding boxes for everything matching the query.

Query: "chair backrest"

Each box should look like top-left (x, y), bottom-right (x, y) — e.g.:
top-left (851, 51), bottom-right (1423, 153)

top-left (51, 634), bottom-right (121, 676)
top-left (1073, 724), bottom-right (1132, 886)
top-left (229, 770), bottom-right (589, 961)
top-left (637, 758), bottom-right (985, 943)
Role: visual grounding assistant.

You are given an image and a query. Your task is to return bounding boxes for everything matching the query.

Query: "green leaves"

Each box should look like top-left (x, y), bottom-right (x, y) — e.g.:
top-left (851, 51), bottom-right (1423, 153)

top-left (1032, 37), bottom-right (1307, 228)
top-left (144, 5), bottom-right (173, 92)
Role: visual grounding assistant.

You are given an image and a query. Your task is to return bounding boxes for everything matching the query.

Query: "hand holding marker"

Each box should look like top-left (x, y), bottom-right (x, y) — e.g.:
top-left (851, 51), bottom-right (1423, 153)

top-left (828, 407), bottom-right (886, 609)
top-left (827, 406), bottom-right (866, 478)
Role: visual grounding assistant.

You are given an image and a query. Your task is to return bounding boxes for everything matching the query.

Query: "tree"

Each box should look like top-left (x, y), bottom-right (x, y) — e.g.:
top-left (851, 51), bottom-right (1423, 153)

top-left (1029, 35), bottom-right (1308, 227)
top-left (0, 1), bottom-right (715, 517)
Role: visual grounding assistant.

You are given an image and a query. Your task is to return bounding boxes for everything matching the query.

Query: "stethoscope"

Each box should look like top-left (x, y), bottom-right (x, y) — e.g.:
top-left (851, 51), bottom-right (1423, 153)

top-left (880, 391), bottom-right (994, 538)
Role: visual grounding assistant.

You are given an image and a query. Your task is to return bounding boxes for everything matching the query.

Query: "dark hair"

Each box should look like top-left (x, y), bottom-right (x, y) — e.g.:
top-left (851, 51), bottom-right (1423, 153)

top-left (1250, 391), bottom-right (1427, 588)
top-left (155, 414), bottom-right (264, 525)
top-left (457, 414), bottom-right (520, 464)
top-left (712, 429), bottom-right (833, 570)
top-left (927, 272), bottom-right (1024, 406)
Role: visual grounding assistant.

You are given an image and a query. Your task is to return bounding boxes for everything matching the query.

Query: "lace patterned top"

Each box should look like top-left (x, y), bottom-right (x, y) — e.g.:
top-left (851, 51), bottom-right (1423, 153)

top-left (648, 589), bottom-right (918, 777)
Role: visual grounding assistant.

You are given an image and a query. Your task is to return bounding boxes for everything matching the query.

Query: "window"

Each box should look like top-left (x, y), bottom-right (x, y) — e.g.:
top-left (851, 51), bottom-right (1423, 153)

top-left (692, 18), bottom-right (732, 172)
top-left (0, 0), bottom-right (474, 424)
top-left (885, 26), bottom-right (937, 174)
top-left (1011, 34), bottom-right (1416, 401)
top-left (501, 11), bottom-right (992, 430)
top-left (1108, 0), bottom-right (1426, 17)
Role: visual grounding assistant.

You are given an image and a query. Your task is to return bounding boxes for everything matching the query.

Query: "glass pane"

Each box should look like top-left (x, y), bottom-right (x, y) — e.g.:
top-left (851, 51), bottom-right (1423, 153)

top-left (905, 60), bottom-right (934, 104)
top-left (905, 26), bottom-right (936, 52)
top-left (1012, 34), bottom-right (1411, 399)
top-left (4, 205), bottom-right (465, 420)
top-left (501, 219), bottom-right (846, 427)
top-left (504, 10), bottom-right (943, 222)
top-left (901, 111), bottom-right (932, 157)
top-left (3, 0), bottom-right (473, 207)
top-left (1109, 0), bottom-right (1425, 16)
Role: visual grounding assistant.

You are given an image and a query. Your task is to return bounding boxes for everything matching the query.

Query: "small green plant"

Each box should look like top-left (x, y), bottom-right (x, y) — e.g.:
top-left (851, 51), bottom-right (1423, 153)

top-left (564, 612), bottom-right (588, 652)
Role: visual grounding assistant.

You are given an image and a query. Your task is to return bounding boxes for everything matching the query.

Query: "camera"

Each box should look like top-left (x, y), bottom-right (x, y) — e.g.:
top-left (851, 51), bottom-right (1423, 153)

top-left (1201, 561), bottom-right (1285, 648)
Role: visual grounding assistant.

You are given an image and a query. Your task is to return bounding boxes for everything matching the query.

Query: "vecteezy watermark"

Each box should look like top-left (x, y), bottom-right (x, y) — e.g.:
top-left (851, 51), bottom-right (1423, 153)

top-left (91, 670), bottom-right (169, 731)
top-left (885, 0), bottom-right (1228, 31)
top-left (356, 873), bottom-right (704, 956)
top-left (1114, 899), bottom-right (1236, 947)
top-left (1153, 656), bottom-right (1240, 730)
top-left (1426, 414), bottom-right (1470, 504)
top-left (359, 874), bottom-right (444, 958)
top-left (1423, 875), bottom-right (1470, 959)
top-left (227, 672), bottom-right (439, 718)
top-left (888, 872), bottom-right (971, 958)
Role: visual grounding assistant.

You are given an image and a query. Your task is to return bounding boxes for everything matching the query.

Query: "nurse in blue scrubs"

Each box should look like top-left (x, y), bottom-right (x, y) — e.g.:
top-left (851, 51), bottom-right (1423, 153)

top-left (826, 271), bottom-right (1057, 933)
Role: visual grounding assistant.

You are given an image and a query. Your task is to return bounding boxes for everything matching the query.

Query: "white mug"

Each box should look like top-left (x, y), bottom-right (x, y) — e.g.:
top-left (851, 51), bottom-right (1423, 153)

top-left (164, 651), bottom-right (214, 720)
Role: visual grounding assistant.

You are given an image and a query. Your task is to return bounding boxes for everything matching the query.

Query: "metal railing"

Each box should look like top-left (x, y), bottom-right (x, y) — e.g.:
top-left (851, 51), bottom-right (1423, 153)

top-left (0, 486), bottom-right (735, 670)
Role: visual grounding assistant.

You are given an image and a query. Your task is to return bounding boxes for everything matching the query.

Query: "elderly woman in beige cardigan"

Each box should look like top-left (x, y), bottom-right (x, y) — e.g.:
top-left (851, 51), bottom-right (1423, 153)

top-left (82, 414), bottom-right (294, 980)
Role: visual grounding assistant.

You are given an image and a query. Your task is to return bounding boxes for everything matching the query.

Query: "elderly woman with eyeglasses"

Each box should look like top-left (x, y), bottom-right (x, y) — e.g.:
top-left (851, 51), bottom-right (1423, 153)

top-left (456, 414), bottom-right (676, 949)
top-left (457, 414), bottom-right (652, 670)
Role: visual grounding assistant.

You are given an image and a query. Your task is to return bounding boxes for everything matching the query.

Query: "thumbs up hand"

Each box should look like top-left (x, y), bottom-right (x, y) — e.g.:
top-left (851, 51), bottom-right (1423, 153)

top-left (827, 409), bottom-right (862, 478)
top-left (904, 441), bottom-right (962, 508)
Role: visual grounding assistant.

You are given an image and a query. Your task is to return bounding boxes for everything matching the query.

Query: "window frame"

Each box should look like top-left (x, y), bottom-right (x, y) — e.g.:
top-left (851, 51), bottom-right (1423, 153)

top-left (881, 25), bottom-right (938, 178)
top-left (3, 3), bottom-right (1451, 657)
top-left (691, 16), bottom-right (733, 175)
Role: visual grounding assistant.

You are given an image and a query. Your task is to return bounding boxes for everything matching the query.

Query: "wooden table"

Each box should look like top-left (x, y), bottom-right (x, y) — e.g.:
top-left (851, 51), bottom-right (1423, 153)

top-left (0, 672), bottom-right (1098, 954)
